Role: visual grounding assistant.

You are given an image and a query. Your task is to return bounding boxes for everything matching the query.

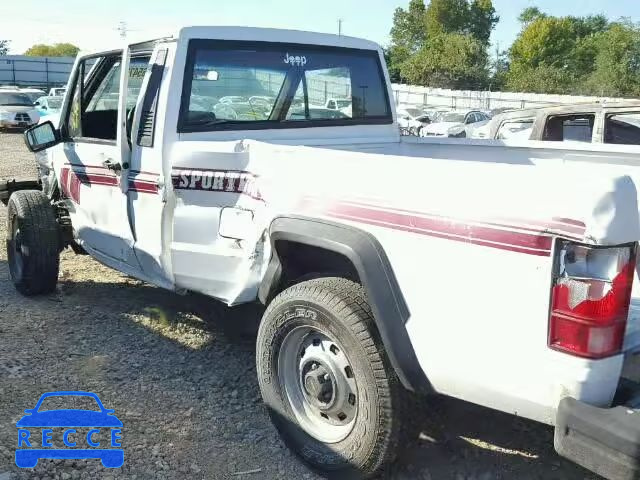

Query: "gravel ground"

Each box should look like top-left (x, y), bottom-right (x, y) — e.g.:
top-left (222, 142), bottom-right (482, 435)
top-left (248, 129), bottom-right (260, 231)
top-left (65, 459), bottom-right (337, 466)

top-left (0, 131), bottom-right (599, 479)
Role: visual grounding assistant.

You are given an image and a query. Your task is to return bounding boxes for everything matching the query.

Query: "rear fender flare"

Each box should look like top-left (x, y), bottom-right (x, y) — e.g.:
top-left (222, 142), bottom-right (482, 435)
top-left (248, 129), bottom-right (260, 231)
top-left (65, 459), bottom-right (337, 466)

top-left (259, 215), bottom-right (431, 393)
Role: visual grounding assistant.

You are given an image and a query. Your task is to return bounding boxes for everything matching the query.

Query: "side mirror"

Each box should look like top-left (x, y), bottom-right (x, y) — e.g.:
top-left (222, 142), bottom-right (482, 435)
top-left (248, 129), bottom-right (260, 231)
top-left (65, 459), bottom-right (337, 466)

top-left (23, 121), bottom-right (61, 153)
top-left (34, 101), bottom-right (40, 106)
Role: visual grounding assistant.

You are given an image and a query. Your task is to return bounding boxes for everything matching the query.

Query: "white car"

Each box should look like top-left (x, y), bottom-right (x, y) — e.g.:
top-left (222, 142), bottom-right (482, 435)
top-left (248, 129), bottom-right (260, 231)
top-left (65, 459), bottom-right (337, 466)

top-left (421, 110), bottom-right (490, 137)
top-left (20, 88), bottom-right (47, 104)
top-left (397, 107), bottom-right (431, 135)
top-left (6, 26), bottom-right (640, 480)
top-left (0, 91), bottom-right (40, 130)
top-left (48, 87), bottom-right (66, 97)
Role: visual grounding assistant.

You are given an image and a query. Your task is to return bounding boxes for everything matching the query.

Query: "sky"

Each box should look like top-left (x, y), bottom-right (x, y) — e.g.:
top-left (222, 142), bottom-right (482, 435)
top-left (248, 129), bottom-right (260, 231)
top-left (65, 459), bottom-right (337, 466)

top-left (1, 0), bottom-right (640, 56)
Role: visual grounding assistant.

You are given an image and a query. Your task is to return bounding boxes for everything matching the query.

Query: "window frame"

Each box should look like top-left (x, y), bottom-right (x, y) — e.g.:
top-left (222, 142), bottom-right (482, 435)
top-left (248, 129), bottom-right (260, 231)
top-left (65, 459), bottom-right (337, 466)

top-left (177, 39), bottom-right (393, 134)
top-left (61, 51), bottom-right (121, 146)
top-left (604, 110), bottom-right (640, 145)
top-left (542, 113), bottom-right (596, 143)
top-left (496, 117), bottom-right (536, 140)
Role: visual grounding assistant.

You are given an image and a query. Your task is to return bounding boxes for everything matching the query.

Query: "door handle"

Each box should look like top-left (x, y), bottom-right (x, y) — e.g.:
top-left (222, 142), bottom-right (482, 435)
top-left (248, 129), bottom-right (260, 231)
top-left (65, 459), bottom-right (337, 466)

top-left (102, 159), bottom-right (129, 173)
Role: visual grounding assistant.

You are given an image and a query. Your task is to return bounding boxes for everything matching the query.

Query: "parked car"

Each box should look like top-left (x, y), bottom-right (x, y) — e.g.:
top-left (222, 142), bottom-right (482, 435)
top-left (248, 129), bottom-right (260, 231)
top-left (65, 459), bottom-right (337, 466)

top-left (48, 87), bottom-right (66, 97)
top-left (0, 91), bottom-right (40, 130)
top-left (20, 88), bottom-right (47, 104)
top-left (420, 110), bottom-right (490, 137)
top-left (34, 96), bottom-right (62, 118)
top-left (397, 107), bottom-right (431, 135)
top-left (5, 26), bottom-right (640, 480)
top-left (484, 102), bottom-right (640, 145)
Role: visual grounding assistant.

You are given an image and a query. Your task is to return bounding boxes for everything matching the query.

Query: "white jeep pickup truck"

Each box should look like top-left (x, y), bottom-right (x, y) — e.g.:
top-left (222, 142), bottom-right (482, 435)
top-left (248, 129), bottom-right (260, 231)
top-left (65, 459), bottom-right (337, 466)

top-left (4, 27), bottom-right (640, 479)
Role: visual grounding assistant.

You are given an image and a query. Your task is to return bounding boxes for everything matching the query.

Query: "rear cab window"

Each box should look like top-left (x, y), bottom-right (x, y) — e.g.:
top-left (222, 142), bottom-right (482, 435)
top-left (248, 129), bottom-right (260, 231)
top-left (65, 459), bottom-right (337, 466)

top-left (178, 40), bottom-right (392, 132)
top-left (604, 112), bottom-right (640, 145)
top-left (542, 114), bottom-right (595, 142)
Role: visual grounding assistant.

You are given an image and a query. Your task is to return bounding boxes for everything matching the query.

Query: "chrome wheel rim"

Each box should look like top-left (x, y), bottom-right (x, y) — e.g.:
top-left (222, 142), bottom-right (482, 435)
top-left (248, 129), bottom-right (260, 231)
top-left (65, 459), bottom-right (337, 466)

top-left (278, 325), bottom-right (358, 443)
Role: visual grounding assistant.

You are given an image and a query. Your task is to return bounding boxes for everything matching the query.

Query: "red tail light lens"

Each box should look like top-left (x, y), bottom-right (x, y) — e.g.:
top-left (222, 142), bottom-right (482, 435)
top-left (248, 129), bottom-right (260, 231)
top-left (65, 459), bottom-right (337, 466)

top-left (549, 241), bottom-right (636, 359)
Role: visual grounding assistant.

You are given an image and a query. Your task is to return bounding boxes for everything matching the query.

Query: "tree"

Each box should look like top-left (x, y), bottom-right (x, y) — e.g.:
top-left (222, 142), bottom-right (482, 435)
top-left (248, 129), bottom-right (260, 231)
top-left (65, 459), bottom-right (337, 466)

top-left (387, 0), bottom-right (498, 89)
top-left (401, 32), bottom-right (489, 89)
top-left (582, 22), bottom-right (640, 97)
top-left (0, 40), bottom-right (9, 56)
top-left (24, 43), bottom-right (79, 57)
top-left (468, 0), bottom-right (500, 45)
top-left (505, 8), bottom-right (640, 96)
top-left (518, 7), bottom-right (546, 26)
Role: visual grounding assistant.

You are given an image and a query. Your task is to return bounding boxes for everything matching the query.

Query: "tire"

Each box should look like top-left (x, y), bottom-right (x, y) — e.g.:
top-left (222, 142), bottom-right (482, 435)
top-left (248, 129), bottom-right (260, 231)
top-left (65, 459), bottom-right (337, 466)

top-left (6, 190), bottom-right (60, 295)
top-left (256, 277), bottom-right (409, 478)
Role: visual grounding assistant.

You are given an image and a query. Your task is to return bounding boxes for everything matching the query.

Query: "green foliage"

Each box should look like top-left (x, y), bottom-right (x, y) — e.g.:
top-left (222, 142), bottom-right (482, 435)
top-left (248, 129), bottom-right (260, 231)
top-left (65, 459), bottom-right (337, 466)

top-left (24, 43), bottom-right (80, 57)
top-left (582, 22), bottom-right (640, 97)
top-left (518, 7), bottom-right (546, 26)
top-left (0, 40), bottom-right (9, 56)
top-left (388, 0), bottom-right (498, 88)
top-left (505, 9), bottom-right (640, 96)
top-left (401, 32), bottom-right (489, 89)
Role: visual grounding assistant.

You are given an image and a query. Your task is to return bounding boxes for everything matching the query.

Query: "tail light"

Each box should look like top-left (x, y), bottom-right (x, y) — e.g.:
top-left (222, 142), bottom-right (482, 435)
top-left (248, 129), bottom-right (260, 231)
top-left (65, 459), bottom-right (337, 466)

top-left (549, 240), bottom-right (636, 359)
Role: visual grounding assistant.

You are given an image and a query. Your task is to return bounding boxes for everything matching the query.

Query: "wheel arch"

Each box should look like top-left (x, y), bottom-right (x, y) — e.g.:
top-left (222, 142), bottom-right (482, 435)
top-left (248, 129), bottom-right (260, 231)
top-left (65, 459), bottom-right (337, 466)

top-left (259, 215), bottom-right (432, 394)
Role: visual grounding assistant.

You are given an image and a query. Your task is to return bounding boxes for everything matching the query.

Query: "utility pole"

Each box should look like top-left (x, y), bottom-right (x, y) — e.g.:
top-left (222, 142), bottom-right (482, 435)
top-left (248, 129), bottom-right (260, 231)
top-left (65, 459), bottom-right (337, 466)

top-left (337, 18), bottom-right (343, 36)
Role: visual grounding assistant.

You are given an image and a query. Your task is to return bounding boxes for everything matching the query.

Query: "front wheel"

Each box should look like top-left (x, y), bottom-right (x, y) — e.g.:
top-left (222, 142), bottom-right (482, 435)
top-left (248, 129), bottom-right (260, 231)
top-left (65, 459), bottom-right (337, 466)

top-left (6, 190), bottom-right (60, 295)
top-left (256, 277), bottom-right (409, 478)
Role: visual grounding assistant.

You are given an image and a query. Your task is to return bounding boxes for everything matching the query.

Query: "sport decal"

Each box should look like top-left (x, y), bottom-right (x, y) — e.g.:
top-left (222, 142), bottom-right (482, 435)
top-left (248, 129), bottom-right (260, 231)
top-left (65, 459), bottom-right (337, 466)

top-left (298, 197), bottom-right (587, 257)
top-left (171, 169), bottom-right (262, 200)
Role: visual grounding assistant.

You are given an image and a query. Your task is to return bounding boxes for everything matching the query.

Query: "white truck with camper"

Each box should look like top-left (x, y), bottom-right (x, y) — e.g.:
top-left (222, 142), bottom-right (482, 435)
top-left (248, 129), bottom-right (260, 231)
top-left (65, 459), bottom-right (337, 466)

top-left (3, 27), bottom-right (640, 479)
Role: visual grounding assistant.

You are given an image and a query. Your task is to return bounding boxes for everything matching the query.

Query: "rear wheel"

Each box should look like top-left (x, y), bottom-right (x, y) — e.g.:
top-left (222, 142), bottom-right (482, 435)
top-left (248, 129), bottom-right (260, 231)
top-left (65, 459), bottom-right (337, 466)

top-left (256, 277), bottom-right (409, 478)
top-left (6, 190), bottom-right (60, 295)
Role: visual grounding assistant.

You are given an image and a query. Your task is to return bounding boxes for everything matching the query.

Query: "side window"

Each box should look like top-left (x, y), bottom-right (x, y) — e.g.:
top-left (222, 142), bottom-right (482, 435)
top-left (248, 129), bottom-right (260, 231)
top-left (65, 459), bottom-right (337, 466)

top-left (605, 112), bottom-right (640, 145)
top-left (86, 57), bottom-right (150, 113)
top-left (542, 114), bottom-right (595, 142)
top-left (65, 55), bottom-right (150, 141)
top-left (496, 118), bottom-right (534, 140)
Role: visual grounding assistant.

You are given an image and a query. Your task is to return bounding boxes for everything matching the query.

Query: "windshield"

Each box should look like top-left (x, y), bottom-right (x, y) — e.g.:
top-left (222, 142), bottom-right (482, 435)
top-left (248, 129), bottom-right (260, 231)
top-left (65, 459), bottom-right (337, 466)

top-left (181, 40), bottom-right (391, 131)
top-left (23, 92), bottom-right (44, 103)
top-left (441, 112), bottom-right (465, 123)
top-left (0, 92), bottom-right (33, 106)
top-left (405, 108), bottom-right (422, 118)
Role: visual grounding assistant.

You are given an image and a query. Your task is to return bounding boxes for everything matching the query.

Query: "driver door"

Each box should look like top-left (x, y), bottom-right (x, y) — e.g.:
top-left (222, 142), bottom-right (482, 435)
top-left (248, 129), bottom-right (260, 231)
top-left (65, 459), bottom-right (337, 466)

top-left (55, 51), bottom-right (148, 269)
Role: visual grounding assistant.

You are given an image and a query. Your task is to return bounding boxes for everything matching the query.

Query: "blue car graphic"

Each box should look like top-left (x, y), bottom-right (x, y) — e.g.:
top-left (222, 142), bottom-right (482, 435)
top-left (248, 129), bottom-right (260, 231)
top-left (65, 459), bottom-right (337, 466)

top-left (16, 391), bottom-right (123, 468)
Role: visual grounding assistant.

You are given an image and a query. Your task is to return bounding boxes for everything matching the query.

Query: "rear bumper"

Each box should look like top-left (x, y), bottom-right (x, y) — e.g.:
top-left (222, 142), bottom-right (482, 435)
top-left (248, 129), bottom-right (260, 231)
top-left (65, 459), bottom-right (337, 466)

top-left (555, 383), bottom-right (640, 480)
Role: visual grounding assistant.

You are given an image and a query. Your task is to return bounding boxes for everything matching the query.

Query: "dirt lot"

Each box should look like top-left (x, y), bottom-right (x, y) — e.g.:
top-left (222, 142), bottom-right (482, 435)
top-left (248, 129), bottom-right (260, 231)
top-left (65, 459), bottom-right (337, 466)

top-left (0, 131), bottom-right (598, 479)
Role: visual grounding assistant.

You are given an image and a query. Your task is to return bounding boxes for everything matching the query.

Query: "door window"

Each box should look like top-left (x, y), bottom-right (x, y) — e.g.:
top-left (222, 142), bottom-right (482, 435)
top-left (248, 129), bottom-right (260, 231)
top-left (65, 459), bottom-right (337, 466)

top-left (604, 112), bottom-right (640, 145)
top-left (542, 114), bottom-right (595, 142)
top-left (64, 54), bottom-right (150, 141)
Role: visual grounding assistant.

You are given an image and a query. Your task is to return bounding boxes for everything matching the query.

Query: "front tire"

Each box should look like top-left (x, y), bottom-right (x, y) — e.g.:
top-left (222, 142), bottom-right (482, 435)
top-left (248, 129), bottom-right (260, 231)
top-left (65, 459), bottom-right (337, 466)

top-left (6, 190), bottom-right (60, 295)
top-left (256, 277), bottom-right (408, 478)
